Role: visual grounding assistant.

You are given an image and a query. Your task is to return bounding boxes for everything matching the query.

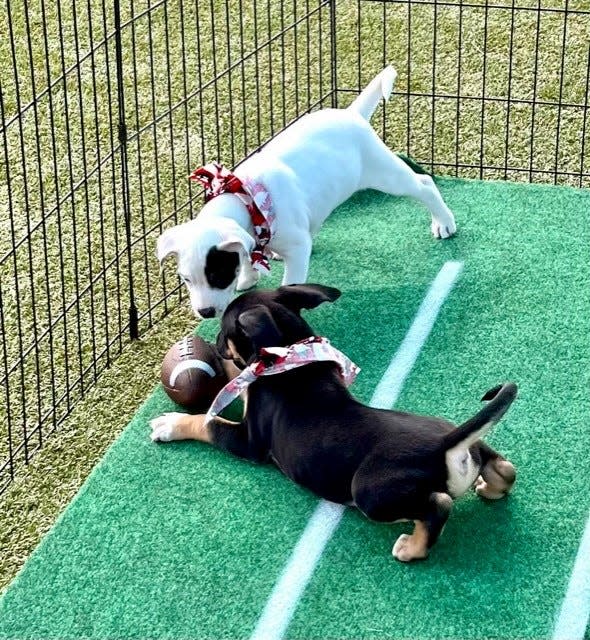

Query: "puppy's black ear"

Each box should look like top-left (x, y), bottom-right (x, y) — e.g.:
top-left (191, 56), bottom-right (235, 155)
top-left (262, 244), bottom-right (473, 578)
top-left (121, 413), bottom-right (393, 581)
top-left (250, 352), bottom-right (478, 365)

top-left (215, 331), bottom-right (230, 359)
top-left (275, 284), bottom-right (341, 313)
top-left (238, 305), bottom-right (283, 354)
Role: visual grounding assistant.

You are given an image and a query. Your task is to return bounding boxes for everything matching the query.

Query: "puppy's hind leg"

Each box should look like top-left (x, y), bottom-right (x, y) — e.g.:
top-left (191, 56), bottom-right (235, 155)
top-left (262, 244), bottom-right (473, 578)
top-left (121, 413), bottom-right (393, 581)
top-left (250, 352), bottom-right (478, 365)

top-left (364, 140), bottom-right (456, 239)
top-left (353, 468), bottom-right (453, 561)
top-left (392, 493), bottom-right (453, 562)
top-left (418, 174), bottom-right (457, 240)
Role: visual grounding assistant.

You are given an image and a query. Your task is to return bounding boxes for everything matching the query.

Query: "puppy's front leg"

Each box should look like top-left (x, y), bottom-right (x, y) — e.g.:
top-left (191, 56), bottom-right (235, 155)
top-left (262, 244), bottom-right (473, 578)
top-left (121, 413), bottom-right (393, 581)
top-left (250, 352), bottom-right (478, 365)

top-left (151, 413), bottom-right (211, 443)
top-left (151, 413), bottom-right (263, 462)
top-left (237, 259), bottom-right (260, 291)
top-left (280, 234), bottom-right (312, 285)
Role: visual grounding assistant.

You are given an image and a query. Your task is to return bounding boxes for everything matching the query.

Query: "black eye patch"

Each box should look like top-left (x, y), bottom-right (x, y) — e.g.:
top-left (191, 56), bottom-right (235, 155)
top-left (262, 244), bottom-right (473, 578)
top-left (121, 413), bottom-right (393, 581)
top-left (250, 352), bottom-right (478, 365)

top-left (205, 247), bottom-right (240, 290)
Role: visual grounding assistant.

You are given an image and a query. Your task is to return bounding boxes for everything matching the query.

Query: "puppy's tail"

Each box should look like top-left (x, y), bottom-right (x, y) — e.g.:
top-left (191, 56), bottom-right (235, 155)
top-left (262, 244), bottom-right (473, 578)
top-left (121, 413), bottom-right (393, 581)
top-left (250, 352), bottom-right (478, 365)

top-left (348, 65), bottom-right (397, 121)
top-left (442, 383), bottom-right (518, 451)
top-left (396, 154), bottom-right (433, 177)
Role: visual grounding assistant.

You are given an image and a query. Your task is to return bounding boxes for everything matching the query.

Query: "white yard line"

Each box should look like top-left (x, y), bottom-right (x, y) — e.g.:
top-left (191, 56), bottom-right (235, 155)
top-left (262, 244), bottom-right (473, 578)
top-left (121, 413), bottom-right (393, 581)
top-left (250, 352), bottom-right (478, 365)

top-left (553, 513), bottom-right (590, 640)
top-left (250, 260), bottom-right (464, 640)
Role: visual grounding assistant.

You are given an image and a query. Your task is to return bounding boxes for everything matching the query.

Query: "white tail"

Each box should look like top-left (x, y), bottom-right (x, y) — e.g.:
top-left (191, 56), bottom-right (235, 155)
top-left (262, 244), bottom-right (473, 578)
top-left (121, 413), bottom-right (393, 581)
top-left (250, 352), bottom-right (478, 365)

top-left (348, 65), bottom-right (398, 121)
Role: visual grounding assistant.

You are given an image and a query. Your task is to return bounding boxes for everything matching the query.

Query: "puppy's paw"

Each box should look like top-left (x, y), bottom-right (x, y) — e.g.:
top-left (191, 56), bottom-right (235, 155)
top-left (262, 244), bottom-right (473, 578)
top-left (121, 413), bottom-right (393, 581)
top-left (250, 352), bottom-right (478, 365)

top-left (270, 251), bottom-right (283, 261)
top-left (236, 270), bottom-right (260, 291)
top-left (150, 412), bottom-right (187, 442)
top-left (431, 217), bottom-right (457, 239)
top-left (475, 459), bottom-right (516, 499)
top-left (474, 476), bottom-right (505, 500)
top-left (392, 533), bottom-right (428, 563)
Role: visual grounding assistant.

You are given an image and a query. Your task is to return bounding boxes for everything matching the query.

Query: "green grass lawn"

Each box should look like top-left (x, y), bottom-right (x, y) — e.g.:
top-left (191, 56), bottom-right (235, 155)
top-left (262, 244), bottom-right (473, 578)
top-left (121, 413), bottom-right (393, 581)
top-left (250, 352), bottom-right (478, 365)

top-left (2, 0), bottom-right (590, 601)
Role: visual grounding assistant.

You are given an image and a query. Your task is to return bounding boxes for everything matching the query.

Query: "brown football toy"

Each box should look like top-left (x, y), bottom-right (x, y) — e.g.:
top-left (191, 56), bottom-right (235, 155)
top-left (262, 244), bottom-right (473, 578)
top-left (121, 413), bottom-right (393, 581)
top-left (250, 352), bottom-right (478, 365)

top-left (161, 335), bottom-right (228, 410)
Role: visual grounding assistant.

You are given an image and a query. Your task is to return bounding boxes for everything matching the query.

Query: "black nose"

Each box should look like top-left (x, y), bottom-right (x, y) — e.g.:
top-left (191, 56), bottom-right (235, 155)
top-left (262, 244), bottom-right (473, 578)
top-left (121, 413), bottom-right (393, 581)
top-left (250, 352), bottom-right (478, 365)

top-left (198, 306), bottom-right (216, 319)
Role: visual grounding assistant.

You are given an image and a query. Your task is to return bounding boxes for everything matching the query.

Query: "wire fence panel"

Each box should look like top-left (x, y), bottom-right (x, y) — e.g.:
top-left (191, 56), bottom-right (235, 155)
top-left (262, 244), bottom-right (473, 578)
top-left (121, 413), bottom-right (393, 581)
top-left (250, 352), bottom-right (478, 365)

top-left (335, 0), bottom-right (590, 186)
top-left (1, 0), bottom-right (129, 495)
top-left (0, 0), bottom-right (334, 496)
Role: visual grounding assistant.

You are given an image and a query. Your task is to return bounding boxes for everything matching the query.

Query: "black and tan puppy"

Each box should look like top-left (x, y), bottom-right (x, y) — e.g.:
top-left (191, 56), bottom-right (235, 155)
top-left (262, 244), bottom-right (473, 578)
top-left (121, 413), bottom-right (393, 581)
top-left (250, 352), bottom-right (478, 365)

top-left (150, 284), bottom-right (517, 562)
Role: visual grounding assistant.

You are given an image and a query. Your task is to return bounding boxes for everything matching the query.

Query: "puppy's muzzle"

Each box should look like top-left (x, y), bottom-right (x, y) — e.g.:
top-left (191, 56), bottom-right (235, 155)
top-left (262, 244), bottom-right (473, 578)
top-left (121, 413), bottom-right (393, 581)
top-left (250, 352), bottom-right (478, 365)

top-left (197, 306), bottom-right (216, 319)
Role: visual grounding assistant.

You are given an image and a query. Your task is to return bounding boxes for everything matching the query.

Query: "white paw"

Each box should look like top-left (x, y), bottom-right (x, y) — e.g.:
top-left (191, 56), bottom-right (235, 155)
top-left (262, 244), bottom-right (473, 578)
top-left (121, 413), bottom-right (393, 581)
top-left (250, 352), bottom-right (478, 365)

top-left (236, 270), bottom-right (260, 291)
top-left (392, 533), bottom-right (428, 562)
top-left (270, 251), bottom-right (283, 261)
top-left (150, 412), bottom-right (186, 442)
top-left (431, 216), bottom-right (457, 239)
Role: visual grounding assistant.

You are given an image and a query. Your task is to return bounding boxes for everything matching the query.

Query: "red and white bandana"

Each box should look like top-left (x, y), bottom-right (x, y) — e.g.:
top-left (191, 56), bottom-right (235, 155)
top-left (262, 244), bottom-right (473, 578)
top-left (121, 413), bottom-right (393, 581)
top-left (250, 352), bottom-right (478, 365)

top-left (204, 336), bottom-right (360, 423)
top-left (189, 162), bottom-right (276, 274)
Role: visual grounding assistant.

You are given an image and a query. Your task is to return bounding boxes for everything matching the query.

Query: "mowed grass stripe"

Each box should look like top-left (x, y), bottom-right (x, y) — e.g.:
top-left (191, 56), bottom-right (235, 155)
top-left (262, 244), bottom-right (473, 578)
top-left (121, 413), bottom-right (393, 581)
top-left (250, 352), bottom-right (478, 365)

top-left (288, 180), bottom-right (590, 639)
top-left (0, 179), bottom-right (588, 639)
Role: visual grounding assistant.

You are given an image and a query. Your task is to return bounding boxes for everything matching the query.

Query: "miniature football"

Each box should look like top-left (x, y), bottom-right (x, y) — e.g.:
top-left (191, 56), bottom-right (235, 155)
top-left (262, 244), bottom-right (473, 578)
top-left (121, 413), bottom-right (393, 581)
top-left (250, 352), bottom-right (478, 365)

top-left (161, 335), bottom-right (228, 410)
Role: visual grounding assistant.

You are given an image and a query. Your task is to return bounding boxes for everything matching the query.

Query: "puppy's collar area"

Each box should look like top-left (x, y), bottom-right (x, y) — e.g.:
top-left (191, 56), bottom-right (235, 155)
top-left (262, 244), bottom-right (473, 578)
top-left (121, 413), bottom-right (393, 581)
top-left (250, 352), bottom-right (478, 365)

top-left (189, 162), bottom-right (276, 274)
top-left (204, 336), bottom-right (360, 423)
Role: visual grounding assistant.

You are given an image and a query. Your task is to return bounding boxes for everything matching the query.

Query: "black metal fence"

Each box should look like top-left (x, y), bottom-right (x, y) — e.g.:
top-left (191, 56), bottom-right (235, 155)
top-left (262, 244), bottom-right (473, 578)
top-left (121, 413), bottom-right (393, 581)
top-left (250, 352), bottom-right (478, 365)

top-left (1, 0), bottom-right (588, 496)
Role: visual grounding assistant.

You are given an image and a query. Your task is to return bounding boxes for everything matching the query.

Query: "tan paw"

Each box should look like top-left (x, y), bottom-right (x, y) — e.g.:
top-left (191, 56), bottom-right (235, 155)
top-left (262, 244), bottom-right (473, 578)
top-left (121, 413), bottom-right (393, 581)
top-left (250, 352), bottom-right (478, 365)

top-left (392, 533), bottom-right (428, 562)
top-left (475, 475), bottom-right (505, 500)
top-left (475, 459), bottom-right (516, 499)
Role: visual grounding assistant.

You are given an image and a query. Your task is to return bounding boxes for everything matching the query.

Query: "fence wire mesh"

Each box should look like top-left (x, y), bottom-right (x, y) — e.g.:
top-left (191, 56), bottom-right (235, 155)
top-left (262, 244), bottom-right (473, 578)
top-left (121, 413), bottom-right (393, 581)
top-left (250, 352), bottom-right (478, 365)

top-left (0, 0), bottom-right (334, 495)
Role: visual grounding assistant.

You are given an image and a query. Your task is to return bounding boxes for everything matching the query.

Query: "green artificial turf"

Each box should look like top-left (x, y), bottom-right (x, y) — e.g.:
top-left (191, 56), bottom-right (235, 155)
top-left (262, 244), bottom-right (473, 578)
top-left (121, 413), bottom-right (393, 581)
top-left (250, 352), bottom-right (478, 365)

top-left (0, 179), bottom-right (589, 639)
top-left (4, 0), bottom-right (590, 597)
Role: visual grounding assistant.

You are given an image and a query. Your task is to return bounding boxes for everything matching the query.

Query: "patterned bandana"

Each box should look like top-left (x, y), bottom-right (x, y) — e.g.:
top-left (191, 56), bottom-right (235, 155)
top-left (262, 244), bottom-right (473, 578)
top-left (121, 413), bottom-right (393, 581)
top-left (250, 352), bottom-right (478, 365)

top-left (189, 162), bottom-right (276, 274)
top-left (204, 336), bottom-right (360, 423)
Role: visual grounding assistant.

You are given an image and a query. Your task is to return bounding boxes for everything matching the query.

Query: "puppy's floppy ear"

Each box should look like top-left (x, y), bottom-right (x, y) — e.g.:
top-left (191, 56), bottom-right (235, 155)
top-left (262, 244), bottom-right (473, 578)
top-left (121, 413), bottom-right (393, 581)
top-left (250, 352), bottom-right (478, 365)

top-left (275, 283), bottom-right (341, 313)
top-left (156, 227), bottom-right (179, 265)
top-left (217, 226), bottom-right (255, 255)
top-left (238, 305), bottom-right (282, 354)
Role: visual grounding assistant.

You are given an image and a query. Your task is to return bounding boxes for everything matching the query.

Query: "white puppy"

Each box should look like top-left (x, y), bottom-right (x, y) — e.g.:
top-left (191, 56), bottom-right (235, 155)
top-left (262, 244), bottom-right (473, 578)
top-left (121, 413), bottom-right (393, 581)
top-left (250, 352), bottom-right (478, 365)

top-left (157, 66), bottom-right (456, 319)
